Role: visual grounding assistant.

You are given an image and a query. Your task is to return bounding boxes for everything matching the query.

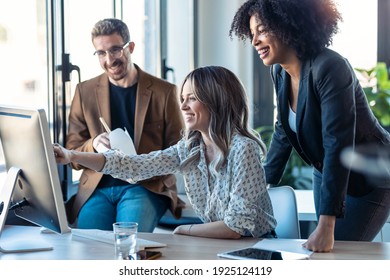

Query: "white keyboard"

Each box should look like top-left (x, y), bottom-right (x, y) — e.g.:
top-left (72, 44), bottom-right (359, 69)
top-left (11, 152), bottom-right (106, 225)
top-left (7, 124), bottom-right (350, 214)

top-left (71, 228), bottom-right (166, 249)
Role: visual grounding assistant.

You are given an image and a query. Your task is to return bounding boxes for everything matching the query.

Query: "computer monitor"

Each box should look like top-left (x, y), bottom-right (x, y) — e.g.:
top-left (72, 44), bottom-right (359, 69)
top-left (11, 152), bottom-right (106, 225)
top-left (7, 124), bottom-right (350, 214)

top-left (0, 105), bottom-right (70, 253)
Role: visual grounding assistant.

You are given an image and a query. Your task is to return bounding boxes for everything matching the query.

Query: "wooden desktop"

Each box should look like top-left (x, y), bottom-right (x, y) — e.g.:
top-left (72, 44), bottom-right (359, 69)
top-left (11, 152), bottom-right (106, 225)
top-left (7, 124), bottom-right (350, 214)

top-left (1, 225), bottom-right (390, 260)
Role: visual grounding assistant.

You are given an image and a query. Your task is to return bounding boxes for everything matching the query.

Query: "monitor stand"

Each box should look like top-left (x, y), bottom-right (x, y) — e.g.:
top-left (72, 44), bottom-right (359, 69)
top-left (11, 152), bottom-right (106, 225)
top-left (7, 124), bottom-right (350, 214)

top-left (0, 167), bottom-right (53, 253)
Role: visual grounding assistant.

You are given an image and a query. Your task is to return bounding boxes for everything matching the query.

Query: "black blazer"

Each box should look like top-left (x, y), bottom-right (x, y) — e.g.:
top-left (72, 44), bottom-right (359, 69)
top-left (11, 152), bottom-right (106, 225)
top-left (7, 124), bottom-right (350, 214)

top-left (264, 48), bottom-right (390, 217)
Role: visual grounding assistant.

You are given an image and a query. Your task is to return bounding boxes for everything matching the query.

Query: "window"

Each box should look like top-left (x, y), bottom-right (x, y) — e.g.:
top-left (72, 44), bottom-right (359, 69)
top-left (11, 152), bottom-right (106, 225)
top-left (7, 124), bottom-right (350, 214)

top-left (0, 0), bottom-right (47, 176)
top-left (0, 0), bottom-right (48, 110)
top-left (330, 0), bottom-right (377, 69)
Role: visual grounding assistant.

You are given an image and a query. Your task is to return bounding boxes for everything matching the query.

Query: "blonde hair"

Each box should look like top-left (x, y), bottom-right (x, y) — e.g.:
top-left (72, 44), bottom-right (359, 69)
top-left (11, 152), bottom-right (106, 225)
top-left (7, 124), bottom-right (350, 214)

top-left (179, 66), bottom-right (266, 176)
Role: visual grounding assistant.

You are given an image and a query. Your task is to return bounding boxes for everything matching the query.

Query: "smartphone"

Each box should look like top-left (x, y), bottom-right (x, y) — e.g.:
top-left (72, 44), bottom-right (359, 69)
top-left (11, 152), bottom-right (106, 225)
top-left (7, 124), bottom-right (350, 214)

top-left (218, 247), bottom-right (309, 260)
top-left (135, 250), bottom-right (162, 260)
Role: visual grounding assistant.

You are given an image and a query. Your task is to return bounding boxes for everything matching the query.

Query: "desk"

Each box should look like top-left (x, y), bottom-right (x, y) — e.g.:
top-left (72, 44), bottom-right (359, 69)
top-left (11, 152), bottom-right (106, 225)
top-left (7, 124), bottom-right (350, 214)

top-left (1, 226), bottom-right (390, 260)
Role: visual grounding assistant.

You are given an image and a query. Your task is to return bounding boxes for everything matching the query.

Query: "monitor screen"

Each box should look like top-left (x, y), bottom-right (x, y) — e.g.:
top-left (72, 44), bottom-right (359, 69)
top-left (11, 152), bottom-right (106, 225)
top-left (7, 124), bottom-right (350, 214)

top-left (0, 105), bottom-right (70, 253)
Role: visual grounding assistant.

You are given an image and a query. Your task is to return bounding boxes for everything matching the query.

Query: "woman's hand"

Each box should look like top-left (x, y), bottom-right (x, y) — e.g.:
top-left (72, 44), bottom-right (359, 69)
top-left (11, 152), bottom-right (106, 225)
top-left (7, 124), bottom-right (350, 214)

top-left (53, 143), bottom-right (72, 165)
top-left (302, 215), bottom-right (335, 252)
top-left (53, 143), bottom-right (106, 171)
top-left (173, 224), bottom-right (193, 235)
top-left (172, 221), bottom-right (241, 239)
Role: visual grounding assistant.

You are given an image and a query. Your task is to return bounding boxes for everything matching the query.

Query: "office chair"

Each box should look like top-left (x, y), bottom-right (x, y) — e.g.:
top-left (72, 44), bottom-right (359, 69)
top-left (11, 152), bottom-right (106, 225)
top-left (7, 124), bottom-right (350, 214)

top-left (268, 185), bottom-right (301, 239)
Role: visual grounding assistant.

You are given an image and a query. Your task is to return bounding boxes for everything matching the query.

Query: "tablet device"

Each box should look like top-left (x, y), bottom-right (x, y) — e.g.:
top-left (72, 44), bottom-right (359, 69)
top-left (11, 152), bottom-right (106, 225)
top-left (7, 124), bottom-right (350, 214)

top-left (218, 247), bottom-right (309, 260)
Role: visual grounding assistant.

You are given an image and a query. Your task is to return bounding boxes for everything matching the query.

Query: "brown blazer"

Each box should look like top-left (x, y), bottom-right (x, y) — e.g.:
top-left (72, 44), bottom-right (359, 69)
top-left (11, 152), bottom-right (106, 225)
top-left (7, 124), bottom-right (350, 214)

top-left (65, 64), bottom-right (184, 224)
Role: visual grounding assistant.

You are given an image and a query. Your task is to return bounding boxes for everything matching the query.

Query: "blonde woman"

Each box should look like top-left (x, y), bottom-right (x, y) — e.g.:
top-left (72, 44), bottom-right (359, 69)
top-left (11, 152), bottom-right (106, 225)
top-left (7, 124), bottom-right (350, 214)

top-left (55, 66), bottom-right (277, 239)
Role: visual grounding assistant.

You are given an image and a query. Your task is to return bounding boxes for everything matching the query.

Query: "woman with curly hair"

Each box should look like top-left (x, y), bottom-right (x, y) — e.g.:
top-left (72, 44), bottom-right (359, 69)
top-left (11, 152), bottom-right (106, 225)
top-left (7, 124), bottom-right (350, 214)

top-left (54, 65), bottom-right (277, 240)
top-left (230, 0), bottom-right (390, 252)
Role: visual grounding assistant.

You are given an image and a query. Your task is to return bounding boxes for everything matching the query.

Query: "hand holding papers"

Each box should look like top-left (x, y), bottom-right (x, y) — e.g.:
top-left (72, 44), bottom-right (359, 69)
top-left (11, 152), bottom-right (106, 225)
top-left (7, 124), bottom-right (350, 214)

top-left (96, 117), bottom-right (136, 155)
top-left (109, 128), bottom-right (136, 155)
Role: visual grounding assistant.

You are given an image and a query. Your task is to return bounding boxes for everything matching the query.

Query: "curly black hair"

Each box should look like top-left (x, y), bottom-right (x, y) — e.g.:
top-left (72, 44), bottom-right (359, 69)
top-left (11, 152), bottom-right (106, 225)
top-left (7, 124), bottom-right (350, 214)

top-left (229, 0), bottom-right (342, 59)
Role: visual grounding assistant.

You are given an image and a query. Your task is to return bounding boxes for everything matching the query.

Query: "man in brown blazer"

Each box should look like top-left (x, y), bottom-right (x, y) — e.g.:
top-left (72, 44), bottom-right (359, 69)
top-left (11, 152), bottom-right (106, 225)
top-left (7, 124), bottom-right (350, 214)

top-left (65, 18), bottom-right (184, 232)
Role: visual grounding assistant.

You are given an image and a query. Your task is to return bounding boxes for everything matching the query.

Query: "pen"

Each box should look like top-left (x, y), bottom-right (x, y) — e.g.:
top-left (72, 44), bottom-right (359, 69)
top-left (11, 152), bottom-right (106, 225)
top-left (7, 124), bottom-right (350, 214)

top-left (99, 117), bottom-right (111, 133)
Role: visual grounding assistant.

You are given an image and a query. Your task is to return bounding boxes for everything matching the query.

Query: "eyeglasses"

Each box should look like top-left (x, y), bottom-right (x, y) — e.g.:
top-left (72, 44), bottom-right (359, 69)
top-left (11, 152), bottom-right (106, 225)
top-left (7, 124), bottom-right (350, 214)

top-left (93, 41), bottom-right (130, 60)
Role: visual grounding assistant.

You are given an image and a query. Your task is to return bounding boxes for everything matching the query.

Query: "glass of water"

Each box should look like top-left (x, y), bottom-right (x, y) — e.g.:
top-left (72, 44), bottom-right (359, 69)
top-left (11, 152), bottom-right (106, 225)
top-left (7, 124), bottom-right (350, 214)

top-left (113, 222), bottom-right (138, 260)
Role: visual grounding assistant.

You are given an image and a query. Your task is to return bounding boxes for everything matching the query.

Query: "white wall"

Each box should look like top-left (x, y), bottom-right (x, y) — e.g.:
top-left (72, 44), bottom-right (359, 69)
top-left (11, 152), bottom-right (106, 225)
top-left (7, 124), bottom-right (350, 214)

top-left (166, 0), bottom-right (253, 107)
top-left (166, 0), bottom-right (195, 87)
top-left (196, 0), bottom-right (254, 110)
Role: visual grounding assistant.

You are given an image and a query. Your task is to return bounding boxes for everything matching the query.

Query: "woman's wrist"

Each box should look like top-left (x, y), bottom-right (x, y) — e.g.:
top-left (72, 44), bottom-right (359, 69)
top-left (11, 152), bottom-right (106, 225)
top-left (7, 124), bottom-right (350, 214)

top-left (69, 150), bottom-right (77, 164)
top-left (318, 215), bottom-right (336, 231)
top-left (188, 224), bottom-right (193, 235)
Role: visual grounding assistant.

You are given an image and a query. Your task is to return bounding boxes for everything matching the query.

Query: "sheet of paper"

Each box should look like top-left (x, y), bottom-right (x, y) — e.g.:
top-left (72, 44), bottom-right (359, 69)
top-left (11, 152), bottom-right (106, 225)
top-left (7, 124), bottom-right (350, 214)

top-left (109, 128), bottom-right (137, 155)
top-left (253, 238), bottom-right (313, 256)
top-left (95, 128), bottom-right (136, 155)
top-left (95, 143), bottom-right (109, 153)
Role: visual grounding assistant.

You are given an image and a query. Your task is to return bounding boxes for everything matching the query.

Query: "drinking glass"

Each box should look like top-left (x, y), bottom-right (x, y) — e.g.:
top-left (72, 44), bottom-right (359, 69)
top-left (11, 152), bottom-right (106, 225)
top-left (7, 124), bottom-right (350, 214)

top-left (113, 222), bottom-right (138, 260)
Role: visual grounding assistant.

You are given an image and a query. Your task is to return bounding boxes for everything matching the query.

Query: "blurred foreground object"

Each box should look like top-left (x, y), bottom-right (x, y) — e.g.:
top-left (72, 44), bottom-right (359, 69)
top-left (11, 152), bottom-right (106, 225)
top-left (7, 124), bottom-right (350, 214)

top-left (341, 144), bottom-right (390, 180)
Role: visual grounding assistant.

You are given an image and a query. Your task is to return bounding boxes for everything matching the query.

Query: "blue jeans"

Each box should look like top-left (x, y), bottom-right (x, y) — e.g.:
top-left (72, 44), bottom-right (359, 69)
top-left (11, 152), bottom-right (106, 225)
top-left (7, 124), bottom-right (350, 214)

top-left (313, 169), bottom-right (390, 241)
top-left (77, 184), bottom-right (170, 232)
